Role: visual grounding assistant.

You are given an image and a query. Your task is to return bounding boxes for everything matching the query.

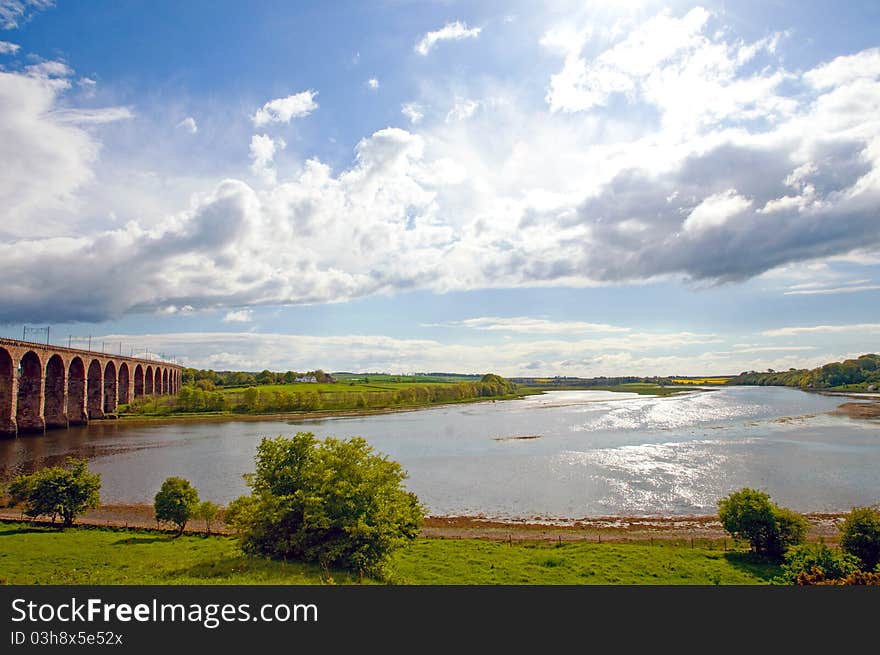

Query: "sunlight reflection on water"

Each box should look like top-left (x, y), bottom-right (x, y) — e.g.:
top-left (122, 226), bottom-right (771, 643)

top-left (0, 386), bottom-right (877, 517)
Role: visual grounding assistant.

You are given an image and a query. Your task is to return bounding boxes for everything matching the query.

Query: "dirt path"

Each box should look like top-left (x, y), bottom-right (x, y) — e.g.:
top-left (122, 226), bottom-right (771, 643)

top-left (0, 504), bottom-right (846, 544)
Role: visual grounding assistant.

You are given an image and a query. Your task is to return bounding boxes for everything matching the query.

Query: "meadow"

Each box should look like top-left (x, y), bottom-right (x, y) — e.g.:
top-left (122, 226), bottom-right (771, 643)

top-left (0, 523), bottom-right (780, 585)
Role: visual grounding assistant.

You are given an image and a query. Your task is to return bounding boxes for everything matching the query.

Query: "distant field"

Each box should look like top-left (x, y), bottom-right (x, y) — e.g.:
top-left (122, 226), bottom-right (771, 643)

top-left (527, 383), bottom-right (697, 397)
top-left (671, 377), bottom-right (733, 385)
top-left (332, 373), bottom-right (482, 384)
top-left (215, 381), bottom-right (443, 395)
top-left (0, 523), bottom-right (779, 585)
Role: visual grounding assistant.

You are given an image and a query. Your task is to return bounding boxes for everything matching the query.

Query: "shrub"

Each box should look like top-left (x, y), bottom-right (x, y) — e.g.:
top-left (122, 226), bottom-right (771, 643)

top-left (194, 500), bottom-right (221, 535)
top-left (7, 457), bottom-right (100, 527)
top-left (838, 506), bottom-right (880, 572)
top-left (154, 477), bottom-right (200, 536)
top-left (717, 488), bottom-right (807, 557)
top-left (230, 432), bottom-right (425, 579)
top-left (777, 543), bottom-right (862, 585)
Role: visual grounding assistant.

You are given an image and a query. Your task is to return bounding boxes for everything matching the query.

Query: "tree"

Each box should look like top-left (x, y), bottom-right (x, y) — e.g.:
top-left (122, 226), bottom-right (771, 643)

top-left (194, 500), bottom-right (221, 535)
top-left (227, 432), bottom-right (425, 579)
top-left (154, 477), bottom-right (200, 536)
top-left (717, 488), bottom-right (807, 557)
top-left (7, 458), bottom-right (100, 528)
top-left (839, 506), bottom-right (880, 572)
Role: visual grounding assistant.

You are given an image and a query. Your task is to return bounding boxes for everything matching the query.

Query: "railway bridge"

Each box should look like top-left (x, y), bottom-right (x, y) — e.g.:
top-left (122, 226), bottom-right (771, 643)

top-left (0, 338), bottom-right (182, 437)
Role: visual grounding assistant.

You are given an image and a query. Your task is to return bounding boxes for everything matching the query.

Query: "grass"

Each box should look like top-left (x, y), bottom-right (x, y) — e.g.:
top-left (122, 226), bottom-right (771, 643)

top-left (671, 377), bottom-right (733, 385)
top-left (0, 523), bottom-right (781, 585)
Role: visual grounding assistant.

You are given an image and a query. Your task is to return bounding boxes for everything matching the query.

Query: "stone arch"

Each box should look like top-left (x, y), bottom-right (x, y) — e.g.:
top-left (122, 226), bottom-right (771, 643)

top-left (145, 366), bottom-right (154, 395)
top-left (162, 368), bottom-right (169, 395)
top-left (67, 357), bottom-right (87, 425)
top-left (118, 362), bottom-right (131, 404)
top-left (103, 360), bottom-right (118, 414)
top-left (0, 347), bottom-right (15, 436)
top-left (87, 359), bottom-right (104, 419)
top-left (154, 367), bottom-right (162, 396)
top-left (134, 364), bottom-right (144, 397)
top-left (16, 351), bottom-right (44, 433)
top-left (44, 354), bottom-right (68, 429)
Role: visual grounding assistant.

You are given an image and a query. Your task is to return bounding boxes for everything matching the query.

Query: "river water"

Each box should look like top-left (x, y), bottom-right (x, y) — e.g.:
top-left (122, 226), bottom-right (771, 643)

top-left (1, 387), bottom-right (877, 519)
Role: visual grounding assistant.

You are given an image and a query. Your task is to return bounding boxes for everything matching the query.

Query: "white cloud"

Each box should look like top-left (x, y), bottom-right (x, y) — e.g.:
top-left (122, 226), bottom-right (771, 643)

top-left (434, 316), bottom-right (631, 334)
top-left (222, 309), bottom-right (254, 323)
top-left (762, 324), bottom-right (880, 337)
top-left (804, 47), bottom-right (880, 90)
top-left (0, 39), bottom-right (19, 53)
top-left (401, 102), bottom-right (423, 124)
top-left (683, 189), bottom-right (752, 232)
top-left (3, 7), bottom-right (880, 324)
top-left (251, 90), bottom-right (318, 126)
top-left (249, 133), bottom-right (285, 184)
top-left (445, 96), bottom-right (480, 122)
top-left (51, 106), bottom-right (134, 124)
top-left (25, 59), bottom-right (71, 78)
top-left (79, 329), bottom-right (853, 378)
top-left (0, 0), bottom-right (53, 30)
top-left (177, 116), bottom-right (198, 133)
top-left (415, 21), bottom-right (481, 56)
top-left (366, 77), bottom-right (379, 90)
top-left (0, 69), bottom-right (110, 235)
top-left (731, 345), bottom-right (816, 353)
top-left (783, 284), bottom-right (880, 296)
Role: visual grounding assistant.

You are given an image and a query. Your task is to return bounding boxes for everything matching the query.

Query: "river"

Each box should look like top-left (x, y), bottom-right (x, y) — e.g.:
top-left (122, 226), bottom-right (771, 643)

top-left (1, 386), bottom-right (877, 519)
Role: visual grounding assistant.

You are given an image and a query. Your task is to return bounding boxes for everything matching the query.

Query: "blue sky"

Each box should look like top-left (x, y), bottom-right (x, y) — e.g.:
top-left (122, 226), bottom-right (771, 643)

top-left (1, 0), bottom-right (879, 375)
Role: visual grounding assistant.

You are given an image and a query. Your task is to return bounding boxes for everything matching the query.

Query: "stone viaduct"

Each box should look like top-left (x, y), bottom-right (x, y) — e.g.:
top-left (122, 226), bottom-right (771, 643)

top-left (0, 337), bottom-right (182, 438)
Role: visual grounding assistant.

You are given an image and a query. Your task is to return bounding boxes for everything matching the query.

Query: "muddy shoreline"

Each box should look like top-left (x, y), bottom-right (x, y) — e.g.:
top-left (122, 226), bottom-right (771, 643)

top-left (0, 504), bottom-right (847, 544)
top-left (97, 388), bottom-right (880, 429)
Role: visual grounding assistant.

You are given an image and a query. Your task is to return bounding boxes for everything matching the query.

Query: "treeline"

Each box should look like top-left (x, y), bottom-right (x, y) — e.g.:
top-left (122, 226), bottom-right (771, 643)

top-left (728, 354), bottom-right (880, 390)
top-left (182, 367), bottom-right (334, 389)
top-left (124, 374), bottom-right (518, 416)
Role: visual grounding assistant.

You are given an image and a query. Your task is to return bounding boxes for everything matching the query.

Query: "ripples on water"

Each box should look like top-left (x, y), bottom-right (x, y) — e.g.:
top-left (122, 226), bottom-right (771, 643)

top-left (0, 386), bottom-right (877, 518)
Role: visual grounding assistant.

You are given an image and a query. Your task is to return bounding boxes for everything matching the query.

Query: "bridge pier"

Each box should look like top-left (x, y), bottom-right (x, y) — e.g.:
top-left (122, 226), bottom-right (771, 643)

top-left (0, 338), bottom-right (180, 438)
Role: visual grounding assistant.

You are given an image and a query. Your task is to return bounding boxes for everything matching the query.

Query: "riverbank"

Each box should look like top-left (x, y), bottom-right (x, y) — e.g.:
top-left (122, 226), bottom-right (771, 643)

top-left (111, 391), bottom-right (533, 427)
top-left (0, 504), bottom-right (846, 544)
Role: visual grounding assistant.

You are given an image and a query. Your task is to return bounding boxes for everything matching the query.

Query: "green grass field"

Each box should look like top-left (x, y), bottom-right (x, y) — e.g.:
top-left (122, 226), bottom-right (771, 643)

top-left (0, 523), bottom-right (780, 585)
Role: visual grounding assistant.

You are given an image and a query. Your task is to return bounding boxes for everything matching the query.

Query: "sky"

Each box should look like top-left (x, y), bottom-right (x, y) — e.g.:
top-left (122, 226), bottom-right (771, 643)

top-left (1, 0), bottom-right (879, 376)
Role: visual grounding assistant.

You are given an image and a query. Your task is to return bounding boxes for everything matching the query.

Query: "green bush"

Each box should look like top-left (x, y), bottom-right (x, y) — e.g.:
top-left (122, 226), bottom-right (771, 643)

top-left (7, 457), bottom-right (100, 528)
top-left (777, 543), bottom-right (861, 585)
top-left (229, 433), bottom-right (425, 579)
top-left (717, 488), bottom-right (807, 557)
top-left (194, 500), bottom-right (221, 535)
top-left (838, 506), bottom-right (880, 572)
top-left (154, 477), bottom-right (200, 536)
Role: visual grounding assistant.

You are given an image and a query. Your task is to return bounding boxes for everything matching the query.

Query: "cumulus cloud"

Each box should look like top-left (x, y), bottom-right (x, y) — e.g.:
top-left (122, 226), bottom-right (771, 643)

top-left (251, 90), bottom-right (318, 126)
top-left (222, 309), bottom-right (253, 322)
top-left (0, 68), bottom-right (131, 236)
top-left (0, 39), bottom-right (19, 53)
top-left (0, 0), bottom-right (53, 30)
top-left (401, 102), bottom-right (423, 124)
top-left (249, 133), bottom-right (285, 184)
top-left (177, 116), bottom-right (198, 133)
top-left (3, 7), bottom-right (880, 323)
top-left (415, 20), bottom-right (481, 56)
